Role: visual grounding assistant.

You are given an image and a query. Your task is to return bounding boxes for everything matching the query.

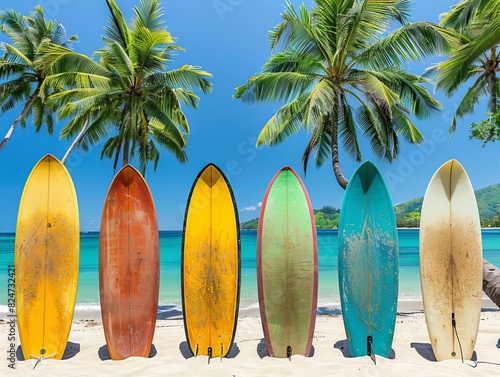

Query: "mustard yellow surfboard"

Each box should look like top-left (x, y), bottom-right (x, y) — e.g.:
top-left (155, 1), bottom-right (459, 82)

top-left (182, 164), bottom-right (240, 359)
top-left (15, 154), bottom-right (79, 360)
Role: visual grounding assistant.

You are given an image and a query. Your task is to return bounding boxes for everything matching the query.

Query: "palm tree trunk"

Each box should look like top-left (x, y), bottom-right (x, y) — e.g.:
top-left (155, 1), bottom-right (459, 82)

top-left (487, 71), bottom-right (498, 113)
top-left (331, 114), bottom-right (349, 189)
top-left (61, 117), bottom-right (90, 164)
top-left (0, 87), bottom-right (40, 152)
top-left (483, 259), bottom-right (500, 308)
top-left (488, 46), bottom-right (498, 113)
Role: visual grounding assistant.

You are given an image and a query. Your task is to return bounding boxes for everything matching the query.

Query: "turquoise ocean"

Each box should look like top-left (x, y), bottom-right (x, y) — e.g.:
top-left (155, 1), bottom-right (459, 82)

top-left (1, 229), bottom-right (500, 315)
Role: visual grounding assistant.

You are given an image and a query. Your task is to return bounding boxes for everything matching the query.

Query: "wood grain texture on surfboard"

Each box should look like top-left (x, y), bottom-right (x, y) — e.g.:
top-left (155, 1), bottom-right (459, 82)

top-left (182, 163), bottom-right (240, 358)
top-left (257, 166), bottom-right (318, 358)
top-left (420, 159), bottom-right (482, 361)
top-left (15, 154), bottom-right (79, 360)
top-left (99, 165), bottom-right (159, 360)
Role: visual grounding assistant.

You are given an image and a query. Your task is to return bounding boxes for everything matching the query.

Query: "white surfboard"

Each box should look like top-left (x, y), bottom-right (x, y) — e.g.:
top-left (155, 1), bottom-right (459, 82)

top-left (420, 159), bottom-right (482, 361)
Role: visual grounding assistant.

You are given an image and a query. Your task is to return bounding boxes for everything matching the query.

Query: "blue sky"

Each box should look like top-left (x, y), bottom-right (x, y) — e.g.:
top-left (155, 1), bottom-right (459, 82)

top-left (1, 0), bottom-right (498, 232)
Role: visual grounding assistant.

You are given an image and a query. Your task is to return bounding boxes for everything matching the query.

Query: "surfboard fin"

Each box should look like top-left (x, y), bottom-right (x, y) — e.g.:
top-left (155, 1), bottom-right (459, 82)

top-left (287, 346), bottom-right (292, 361)
top-left (194, 344), bottom-right (198, 357)
top-left (367, 336), bottom-right (376, 365)
top-left (208, 347), bottom-right (212, 364)
top-left (33, 356), bottom-right (43, 370)
top-left (220, 343), bottom-right (223, 361)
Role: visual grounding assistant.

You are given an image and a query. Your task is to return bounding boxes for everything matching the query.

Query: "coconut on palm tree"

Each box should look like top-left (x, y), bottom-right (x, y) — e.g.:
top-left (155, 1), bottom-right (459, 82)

top-left (46, 0), bottom-right (212, 175)
top-left (0, 6), bottom-right (77, 152)
top-left (234, 0), bottom-right (457, 189)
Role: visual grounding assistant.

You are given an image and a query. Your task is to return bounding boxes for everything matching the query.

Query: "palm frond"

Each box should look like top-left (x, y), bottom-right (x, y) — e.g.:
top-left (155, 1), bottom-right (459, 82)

top-left (338, 97), bottom-right (362, 161)
top-left (104, 0), bottom-right (131, 49)
top-left (435, 20), bottom-right (500, 95)
top-left (256, 95), bottom-right (308, 146)
top-left (448, 74), bottom-right (488, 133)
top-left (236, 72), bottom-right (319, 104)
top-left (0, 9), bottom-right (33, 58)
top-left (392, 106), bottom-right (423, 143)
top-left (149, 120), bottom-right (187, 158)
top-left (440, 0), bottom-right (497, 33)
top-left (169, 88), bottom-right (199, 108)
top-left (1, 42), bottom-right (32, 66)
top-left (271, 2), bottom-right (310, 51)
top-left (261, 50), bottom-right (324, 74)
top-left (351, 70), bottom-right (399, 110)
top-left (301, 114), bottom-right (330, 172)
top-left (144, 99), bottom-right (188, 146)
top-left (131, 28), bottom-right (174, 72)
top-left (148, 65), bottom-right (213, 94)
top-left (108, 42), bottom-right (135, 78)
top-left (358, 22), bottom-right (462, 68)
top-left (133, 0), bottom-right (164, 31)
top-left (363, 69), bottom-right (442, 119)
top-left (356, 99), bottom-right (396, 161)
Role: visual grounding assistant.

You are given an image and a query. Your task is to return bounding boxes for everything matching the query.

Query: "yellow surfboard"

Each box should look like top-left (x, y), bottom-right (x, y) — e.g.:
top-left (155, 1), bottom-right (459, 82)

top-left (15, 154), bottom-right (79, 360)
top-left (182, 164), bottom-right (240, 359)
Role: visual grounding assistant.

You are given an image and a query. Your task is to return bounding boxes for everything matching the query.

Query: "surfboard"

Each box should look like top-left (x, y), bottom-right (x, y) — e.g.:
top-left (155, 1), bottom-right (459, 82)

top-left (182, 163), bottom-right (240, 359)
top-left (257, 166), bottom-right (318, 358)
top-left (338, 161), bottom-right (398, 359)
top-left (15, 154), bottom-right (79, 360)
top-left (99, 165), bottom-right (159, 360)
top-left (419, 159), bottom-right (482, 361)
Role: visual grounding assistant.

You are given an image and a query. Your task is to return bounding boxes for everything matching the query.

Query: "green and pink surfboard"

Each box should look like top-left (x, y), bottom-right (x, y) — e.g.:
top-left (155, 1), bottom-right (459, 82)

top-left (257, 166), bottom-right (318, 358)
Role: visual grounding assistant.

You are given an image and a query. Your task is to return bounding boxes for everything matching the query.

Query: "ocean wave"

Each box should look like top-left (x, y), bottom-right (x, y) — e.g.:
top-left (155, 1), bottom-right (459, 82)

top-left (240, 302), bottom-right (260, 311)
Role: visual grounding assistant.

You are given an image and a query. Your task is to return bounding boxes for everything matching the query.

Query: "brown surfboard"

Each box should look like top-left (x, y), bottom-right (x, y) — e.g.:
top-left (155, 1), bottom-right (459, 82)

top-left (99, 165), bottom-right (159, 360)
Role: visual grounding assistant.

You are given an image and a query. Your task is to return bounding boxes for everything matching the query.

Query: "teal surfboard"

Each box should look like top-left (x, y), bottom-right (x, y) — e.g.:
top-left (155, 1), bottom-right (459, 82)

top-left (257, 166), bottom-right (318, 358)
top-left (338, 161), bottom-right (398, 359)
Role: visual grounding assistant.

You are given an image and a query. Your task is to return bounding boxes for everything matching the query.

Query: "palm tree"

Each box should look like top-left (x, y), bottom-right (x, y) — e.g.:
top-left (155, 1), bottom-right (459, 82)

top-left (428, 0), bottom-right (500, 134)
top-left (430, 0), bottom-right (500, 309)
top-left (234, 0), bottom-right (458, 189)
top-left (0, 6), bottom-right (77, 152)
top-left (46, 0), bottom-right (212, 175)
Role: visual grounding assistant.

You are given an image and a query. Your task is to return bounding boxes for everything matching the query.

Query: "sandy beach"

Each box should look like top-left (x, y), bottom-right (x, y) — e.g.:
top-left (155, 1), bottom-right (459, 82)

top-left (1, 300), bottom-right (499, 377)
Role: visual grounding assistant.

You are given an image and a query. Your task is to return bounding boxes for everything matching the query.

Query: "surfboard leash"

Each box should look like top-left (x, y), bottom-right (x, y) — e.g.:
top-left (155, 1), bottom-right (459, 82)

top-left (452, 313), bottom-right (500, 368)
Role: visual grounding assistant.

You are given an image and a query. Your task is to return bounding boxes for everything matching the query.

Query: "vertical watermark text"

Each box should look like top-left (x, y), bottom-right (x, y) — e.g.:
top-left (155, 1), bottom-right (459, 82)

top-left (6, 265), bottom-right (16, 370)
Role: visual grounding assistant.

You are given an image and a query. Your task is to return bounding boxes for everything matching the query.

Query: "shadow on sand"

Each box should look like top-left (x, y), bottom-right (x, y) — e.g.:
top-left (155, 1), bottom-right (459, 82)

top-left (410, 342), bottom-right (478, 362)
top-left (256, 339), bottom-right (315, 358)
top-left (334, 339), bottom-right (395, 359)
top-left (157, 305), bottom-right (183, 320)
top-left (16, 341), bottom-right (80, 361)
top-left (179, 341), bottom-right (240, 360)
top-left (98, 344), bottom-right (157, 361)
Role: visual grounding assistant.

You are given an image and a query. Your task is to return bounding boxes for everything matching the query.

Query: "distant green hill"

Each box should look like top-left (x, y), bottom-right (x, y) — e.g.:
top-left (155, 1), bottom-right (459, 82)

top-left (240, 183), bottom-right (500, 229)
top-left (241, 206), bottom-right (340, 230)
top-left (394, 183), bottom-right (500, 227)
top-left (476, 183), bottom-right (500, 218)
top-left (241, 217), bottom-right (259, 230)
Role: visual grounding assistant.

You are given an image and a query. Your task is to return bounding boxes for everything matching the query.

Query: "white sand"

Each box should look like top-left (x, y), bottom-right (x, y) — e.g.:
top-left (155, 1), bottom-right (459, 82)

top-left (1, 302), bottom-right (499, 376)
